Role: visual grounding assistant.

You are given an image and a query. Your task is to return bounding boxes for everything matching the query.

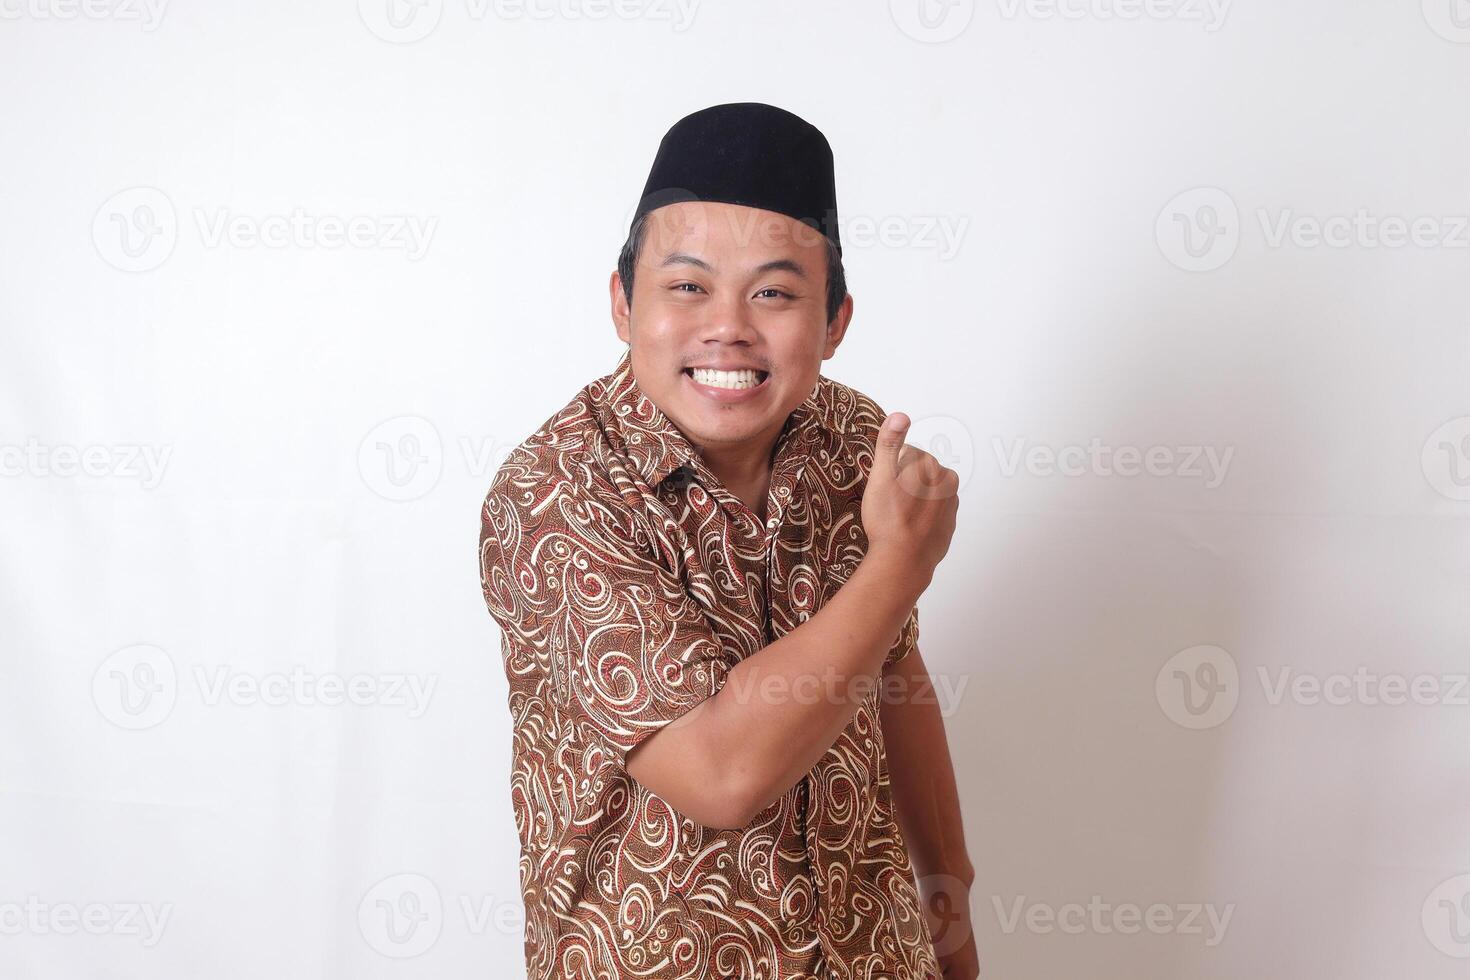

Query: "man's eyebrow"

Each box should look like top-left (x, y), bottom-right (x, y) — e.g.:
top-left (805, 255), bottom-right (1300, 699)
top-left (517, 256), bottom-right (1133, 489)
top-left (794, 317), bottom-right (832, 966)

top-left (659, 252), bottom-right (715, 273)
top-left (658, 253), bottom-right (809, 279)
top-left (752, 258), bottom-right (809, 280)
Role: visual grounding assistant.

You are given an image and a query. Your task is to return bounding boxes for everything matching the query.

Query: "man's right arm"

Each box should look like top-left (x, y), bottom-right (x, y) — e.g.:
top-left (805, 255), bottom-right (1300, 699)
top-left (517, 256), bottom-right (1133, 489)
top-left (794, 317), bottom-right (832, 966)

top-left (626, 412), bottom-right (960, 829)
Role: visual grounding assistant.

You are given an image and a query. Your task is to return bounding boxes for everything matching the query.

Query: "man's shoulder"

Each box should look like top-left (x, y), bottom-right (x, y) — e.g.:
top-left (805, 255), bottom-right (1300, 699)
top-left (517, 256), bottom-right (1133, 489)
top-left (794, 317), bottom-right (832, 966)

top-left (482, 370), bottom-right (631, 519)
top-left (812, 372), bottom-right (895, 461)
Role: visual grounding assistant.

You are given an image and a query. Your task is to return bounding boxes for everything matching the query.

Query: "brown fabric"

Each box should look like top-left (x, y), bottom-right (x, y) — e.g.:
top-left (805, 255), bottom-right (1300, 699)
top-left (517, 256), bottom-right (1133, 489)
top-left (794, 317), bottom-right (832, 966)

top-left (479, 348), bottom-right (938, 980)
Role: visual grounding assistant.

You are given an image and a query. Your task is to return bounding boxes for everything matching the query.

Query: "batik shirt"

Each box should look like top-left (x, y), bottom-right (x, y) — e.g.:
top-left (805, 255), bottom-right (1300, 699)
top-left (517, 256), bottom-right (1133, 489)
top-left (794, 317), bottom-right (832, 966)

top-left (479, 347), bottom-right (939, 980)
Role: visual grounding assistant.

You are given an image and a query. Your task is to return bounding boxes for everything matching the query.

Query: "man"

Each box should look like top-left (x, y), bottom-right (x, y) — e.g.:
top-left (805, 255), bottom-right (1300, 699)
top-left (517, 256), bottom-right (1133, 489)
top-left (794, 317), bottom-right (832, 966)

top-left (479, 102), bottom-right (975, 980)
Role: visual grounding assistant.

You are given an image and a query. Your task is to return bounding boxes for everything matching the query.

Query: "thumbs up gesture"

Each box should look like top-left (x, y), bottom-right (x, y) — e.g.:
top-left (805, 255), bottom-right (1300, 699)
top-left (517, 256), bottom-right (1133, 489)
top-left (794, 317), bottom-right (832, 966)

top-left (860, 412), bottom-right (960, 586)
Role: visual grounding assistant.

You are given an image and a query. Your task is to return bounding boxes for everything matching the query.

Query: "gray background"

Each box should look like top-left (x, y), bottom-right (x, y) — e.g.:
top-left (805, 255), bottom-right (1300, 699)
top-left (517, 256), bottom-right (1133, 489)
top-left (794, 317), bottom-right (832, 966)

top-left (3, 0), bottom-right (1469, 977)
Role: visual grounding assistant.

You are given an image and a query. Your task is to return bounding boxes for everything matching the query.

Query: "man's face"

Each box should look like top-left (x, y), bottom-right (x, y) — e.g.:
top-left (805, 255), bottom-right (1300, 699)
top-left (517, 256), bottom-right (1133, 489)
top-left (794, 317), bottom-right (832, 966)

top-left (612, 201), bottom-right (852, 455)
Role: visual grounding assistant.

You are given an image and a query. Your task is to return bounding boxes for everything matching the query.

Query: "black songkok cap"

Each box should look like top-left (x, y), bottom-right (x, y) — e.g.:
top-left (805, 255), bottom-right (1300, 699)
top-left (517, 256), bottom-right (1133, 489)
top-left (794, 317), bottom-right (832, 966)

top-left (630, 102), bottom-right (842, 256)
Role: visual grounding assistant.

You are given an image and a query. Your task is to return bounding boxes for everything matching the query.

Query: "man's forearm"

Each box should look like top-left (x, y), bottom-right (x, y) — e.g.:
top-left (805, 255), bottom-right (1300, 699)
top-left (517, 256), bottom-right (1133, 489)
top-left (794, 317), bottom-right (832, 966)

top-left (627, 548), bottom-right (928, 827)
top-left (880, 647), bottom-right (973, 887)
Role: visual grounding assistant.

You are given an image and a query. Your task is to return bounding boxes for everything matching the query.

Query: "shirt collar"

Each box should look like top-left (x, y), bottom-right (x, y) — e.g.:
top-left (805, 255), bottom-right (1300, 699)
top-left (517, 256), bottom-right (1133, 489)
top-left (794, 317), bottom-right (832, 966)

top-left (598, 347), bottom-right (825, 490)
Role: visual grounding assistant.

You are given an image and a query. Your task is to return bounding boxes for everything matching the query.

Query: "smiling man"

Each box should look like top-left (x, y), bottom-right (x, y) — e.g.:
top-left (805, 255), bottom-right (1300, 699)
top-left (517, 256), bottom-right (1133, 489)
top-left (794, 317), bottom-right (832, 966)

top-left (479, 102), bottom-right (974, 980)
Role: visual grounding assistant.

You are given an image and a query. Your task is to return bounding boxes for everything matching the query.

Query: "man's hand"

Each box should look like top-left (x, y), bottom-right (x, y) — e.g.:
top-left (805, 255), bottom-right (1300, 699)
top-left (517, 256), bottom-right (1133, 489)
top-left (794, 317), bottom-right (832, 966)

top-left (920, 873), bottom-right (981, 980)
top-left (861, 412), bottom-right (959, 590)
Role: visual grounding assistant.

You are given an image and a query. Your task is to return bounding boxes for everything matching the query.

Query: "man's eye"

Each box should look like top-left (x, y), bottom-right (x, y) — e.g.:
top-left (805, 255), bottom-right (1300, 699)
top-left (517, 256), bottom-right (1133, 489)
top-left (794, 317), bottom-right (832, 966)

top-left (672, 283), bottom-right (703, 293)
top-left (757, 288), bottom-right (793, 299)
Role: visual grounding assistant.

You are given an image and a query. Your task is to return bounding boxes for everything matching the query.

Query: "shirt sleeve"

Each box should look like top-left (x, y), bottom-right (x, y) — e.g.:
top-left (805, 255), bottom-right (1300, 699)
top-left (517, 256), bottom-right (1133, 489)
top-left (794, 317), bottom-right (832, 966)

top-left (885, 602), bottom-right (920, 670)
top-left (479, 474), bottom-right (732, 767)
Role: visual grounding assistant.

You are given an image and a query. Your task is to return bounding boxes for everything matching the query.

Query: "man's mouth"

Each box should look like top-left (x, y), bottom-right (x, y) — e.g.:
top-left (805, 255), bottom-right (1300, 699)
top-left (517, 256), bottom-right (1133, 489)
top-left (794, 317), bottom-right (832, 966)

top-left (682, 366), bottom-right (770, 391)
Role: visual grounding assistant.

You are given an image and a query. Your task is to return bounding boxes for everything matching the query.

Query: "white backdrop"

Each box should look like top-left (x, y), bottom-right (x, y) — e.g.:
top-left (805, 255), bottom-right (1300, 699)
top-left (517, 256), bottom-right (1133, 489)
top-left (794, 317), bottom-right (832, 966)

top-left (4, 1), bottom-right (1469, 977)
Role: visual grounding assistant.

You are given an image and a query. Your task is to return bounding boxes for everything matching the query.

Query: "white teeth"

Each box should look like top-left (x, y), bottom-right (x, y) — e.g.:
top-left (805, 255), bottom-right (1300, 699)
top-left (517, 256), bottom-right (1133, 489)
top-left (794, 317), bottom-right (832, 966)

top-left (690, 367), bottom-right (763, 390)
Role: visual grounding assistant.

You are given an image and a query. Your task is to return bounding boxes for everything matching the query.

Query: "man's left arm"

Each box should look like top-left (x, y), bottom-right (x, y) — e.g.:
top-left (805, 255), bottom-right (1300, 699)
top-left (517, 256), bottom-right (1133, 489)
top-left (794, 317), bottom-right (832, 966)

top-left (881, 644), bottom-right (979, 980)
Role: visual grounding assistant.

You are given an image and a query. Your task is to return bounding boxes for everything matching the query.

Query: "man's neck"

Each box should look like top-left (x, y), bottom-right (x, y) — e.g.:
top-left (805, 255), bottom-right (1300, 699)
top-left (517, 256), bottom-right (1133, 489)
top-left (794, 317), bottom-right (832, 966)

top-left (693, 432), bottom-right (781, 521)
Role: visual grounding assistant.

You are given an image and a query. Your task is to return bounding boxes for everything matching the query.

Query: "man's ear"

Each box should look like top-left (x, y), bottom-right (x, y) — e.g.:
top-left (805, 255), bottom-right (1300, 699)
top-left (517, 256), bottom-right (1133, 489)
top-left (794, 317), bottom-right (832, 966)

top-left (823, 292), bottom-right (854, 359)
top-left (610, 270), bottom-right (631, 344)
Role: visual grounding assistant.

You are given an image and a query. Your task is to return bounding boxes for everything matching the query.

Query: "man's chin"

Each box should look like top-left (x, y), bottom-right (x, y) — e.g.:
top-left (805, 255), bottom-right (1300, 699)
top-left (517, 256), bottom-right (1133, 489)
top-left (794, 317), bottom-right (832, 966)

top-left (668, 403), bottom-right (774, 448)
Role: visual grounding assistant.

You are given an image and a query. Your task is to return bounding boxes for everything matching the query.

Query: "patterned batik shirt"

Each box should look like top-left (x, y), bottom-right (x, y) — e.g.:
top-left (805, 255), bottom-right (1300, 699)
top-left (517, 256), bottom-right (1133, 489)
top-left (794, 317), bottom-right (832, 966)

top-left (478, 347), bottom-right (940, 980)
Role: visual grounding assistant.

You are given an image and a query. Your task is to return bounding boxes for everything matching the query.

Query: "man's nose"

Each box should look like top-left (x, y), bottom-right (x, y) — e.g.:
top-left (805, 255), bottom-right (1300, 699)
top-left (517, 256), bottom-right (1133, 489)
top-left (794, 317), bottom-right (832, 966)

top-left (698, 292), bottom-right (759, 344)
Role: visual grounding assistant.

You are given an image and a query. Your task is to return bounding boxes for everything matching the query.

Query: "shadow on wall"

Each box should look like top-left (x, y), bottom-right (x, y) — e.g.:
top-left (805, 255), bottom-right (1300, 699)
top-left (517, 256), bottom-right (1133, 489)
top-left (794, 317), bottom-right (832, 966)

top-left (916, 263), bottom-right (1357, 978)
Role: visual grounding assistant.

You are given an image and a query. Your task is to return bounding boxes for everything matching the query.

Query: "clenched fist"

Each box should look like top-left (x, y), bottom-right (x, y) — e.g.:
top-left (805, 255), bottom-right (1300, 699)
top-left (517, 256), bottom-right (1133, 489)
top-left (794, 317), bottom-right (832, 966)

top-left (861, 412), bottom-right (960, 589)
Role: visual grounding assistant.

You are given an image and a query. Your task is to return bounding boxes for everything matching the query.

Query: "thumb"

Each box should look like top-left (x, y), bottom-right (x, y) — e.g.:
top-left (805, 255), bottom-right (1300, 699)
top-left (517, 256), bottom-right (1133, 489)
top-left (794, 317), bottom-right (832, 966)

top-left (871, 412), bottom-right (910, 479)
